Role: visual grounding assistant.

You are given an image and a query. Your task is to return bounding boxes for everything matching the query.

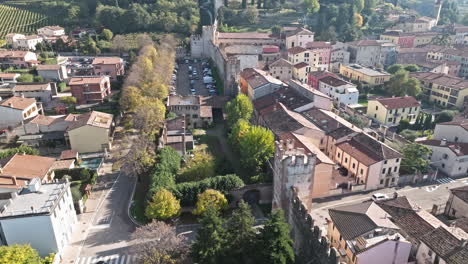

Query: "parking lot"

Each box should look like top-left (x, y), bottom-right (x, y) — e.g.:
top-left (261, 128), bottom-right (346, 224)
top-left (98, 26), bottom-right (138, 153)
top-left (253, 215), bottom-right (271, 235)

top-left (174, 58), bottom-right (217, 97)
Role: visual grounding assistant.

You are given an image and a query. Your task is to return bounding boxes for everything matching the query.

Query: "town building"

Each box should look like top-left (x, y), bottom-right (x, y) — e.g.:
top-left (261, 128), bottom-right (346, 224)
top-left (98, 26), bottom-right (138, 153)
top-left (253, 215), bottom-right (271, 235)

top-left (427, 46), bottom-right (468, 78)
top-left (239, 68), bottom-right (283, 100)
top-left (66, 111), bottom-right (114, 153)
top-left (330, 43), bottom-right (350, 72)
top-left (0, 154), bottom-right (56, 193)
top-left (69, 76), bottom-right (111, 105)
top-left (287, 46), bottom-right (310, 65)
top-left (380, 31), bottom-right (442, 48)
top-left (261, 45), bottom-right (281, 63)
top-left (0, 73), bottom-right (20, 84)
top-left (161, 116), bottom-right (194, 155)
top-left (12, 83), bottom-right (53, 104)
top-left (292, 62), bottom-right (311, 83)
top-left (433, 119), bottom-right (468, 143)
top-left (268, 58), bottom-right (293, 82)
top-left (14, 35), bottom-right (43, 51)
top-left (411, 72), bottom-right (468, 109)
top-left (0, 180), bottom-right (77, 257)
top-left (444, 185), bottom-right (468, 218)
top-left (366, 96), bottom-right (421, 126)
top-left (333, 133), bottom-right (402, 189)
top-left (167, 95), bottom-right (213, 128)
top-left (287, 80), bottom-right (332, 111)
top-left (347, 40), bottom-right (386, 68)
top-left (318, 76), bottom-right (359, 106)
top-left (328, 201), bottom-right (412, 264)
top-left (285, 27), bottom-right (314, 50)
top-left (0, 96), bottom-right (41, 128)
top-left (91, 57), bottom-right (125, 81)
top-left (308, 70), bottom-right (337, 89)
top-left (306, 41), bottom-right (332, 71)
top-left (339, 64), bottom-right (391, 86)
top-left (37, 26), bottom-right (65, 37)
top-left (0, 50), bottom-right (38, 69)
top-left (36, 64), bottom-right (68, 81)
top-left (5, 33), bottom-right (25, 46)
top-left (420, 139), bottom-right (468, 178)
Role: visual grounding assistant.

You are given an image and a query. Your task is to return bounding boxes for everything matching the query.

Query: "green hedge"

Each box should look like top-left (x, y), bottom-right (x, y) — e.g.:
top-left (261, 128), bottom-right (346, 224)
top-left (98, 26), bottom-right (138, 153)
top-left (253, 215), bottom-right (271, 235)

top-left (147, 147), bottom-right (182, 200)
top-left (54, 168), bottom-right (97, 184)
top-left (169, 174), bottom-right (244, 206)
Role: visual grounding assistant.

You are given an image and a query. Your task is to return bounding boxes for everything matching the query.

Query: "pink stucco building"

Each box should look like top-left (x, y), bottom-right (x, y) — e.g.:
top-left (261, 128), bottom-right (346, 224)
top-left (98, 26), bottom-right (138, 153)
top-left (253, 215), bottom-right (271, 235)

top-left (92, 57), bottom-right (125, 81)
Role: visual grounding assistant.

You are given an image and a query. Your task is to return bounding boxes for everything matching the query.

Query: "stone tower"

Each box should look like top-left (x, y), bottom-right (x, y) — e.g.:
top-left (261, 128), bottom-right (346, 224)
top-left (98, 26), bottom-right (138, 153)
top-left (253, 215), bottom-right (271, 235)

top-left (273, 140), bottom-right (316, 218)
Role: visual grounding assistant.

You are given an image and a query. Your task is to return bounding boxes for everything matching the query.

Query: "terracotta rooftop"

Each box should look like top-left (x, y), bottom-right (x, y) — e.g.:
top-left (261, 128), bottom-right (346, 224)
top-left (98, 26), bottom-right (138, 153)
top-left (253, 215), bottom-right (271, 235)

top-left (92, 57), bottom-right (123, 65)
top-left (66, 111), bottom-right (113, 131)
top-left (420, 139), bottom-right (468, 156)
top-left (69, 76), bottom-right (108, 85)
top-left (336, 133), bottom-right (402, 165)
top-left (270, 58), bottom-right (292, 68)
top-left (200, 106), bottom-right (212, 118)
top-left (0, 96), bottom-right (36, 110)
top-left (0, 73), bottom-right (19, 79)
top-left (262, 45), bottom-right (280, 54)
top-left (29, 115), bottom-right (57, 126)
top-left (288, 46), bottom-right (307, 55)
top-left (241, 68), bottom-right (282, 90)
top-left (0, 154), bottom-right (56, 181)
top-left (306, 41), bottom-right (331, 49)
top-left (253, 87), bottom-right (312, 112)
top-left (285, 27), bottom-right (314, 37)
top-left (374, 96), bottom-right (420, 110)
top-left (319, 76), bottom-right (349, 87)
top-left (301, 108), bottom-right (359, 133)
top-left (348, 40), bottom-right (381, 47)
top-left (36, 64), bottom-right (62, 71)
top-left (293, 62), bottom-right (309, 69)
top-left (13, 83), bottom-right (51, 92)
top-left (411, 72), bottom-right (468, 90)
top-left (40, 25), bottom-right (64, 31)
top-left (59, 149), bottom-right (78, 160)
top-left (0, 50), bottom-right (32, 58)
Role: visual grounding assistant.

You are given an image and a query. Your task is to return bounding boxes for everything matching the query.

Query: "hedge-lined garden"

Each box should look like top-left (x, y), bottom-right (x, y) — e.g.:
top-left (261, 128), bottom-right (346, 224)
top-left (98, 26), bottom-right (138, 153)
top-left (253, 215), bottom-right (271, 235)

top-left (54, 168), bottom-right (97, 205)
top-left (142, 147), bottom-right (245, 222)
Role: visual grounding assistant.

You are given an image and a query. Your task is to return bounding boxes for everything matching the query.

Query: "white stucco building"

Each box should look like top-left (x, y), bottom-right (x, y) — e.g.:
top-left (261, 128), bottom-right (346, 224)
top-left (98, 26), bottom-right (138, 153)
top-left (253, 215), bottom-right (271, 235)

top-left (0, 179), bottom-right (77, 257)
top-left (37, 26), bottom-right (65, 37)
top-left (0, 96), bottom-right (41, 128)
top-left (14, 35), bottom-right (43, 51)
top-left (13, 83), bottom-right (53, 104)
top-left (285, 28), bottom-right (314, 50)
top-left (318, 75), bottom-right (359, 106)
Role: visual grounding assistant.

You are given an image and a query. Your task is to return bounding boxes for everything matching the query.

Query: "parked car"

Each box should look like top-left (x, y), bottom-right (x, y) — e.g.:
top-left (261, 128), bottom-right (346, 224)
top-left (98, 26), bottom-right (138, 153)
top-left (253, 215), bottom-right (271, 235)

top-left (371, 193), bottom-right (389, 201)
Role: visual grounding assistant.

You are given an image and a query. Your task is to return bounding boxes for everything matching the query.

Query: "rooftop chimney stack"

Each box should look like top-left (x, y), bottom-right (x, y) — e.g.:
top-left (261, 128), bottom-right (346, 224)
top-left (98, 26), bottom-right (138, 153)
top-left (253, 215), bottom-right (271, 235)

top-left (441, 138), bottom-right (447, 146)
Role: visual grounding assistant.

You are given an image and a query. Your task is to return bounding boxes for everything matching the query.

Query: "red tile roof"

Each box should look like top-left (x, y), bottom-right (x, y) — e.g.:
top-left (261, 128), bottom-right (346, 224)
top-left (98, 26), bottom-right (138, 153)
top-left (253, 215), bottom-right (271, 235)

top-left (92, 57), bottom-right (122, 65)
top-left (294, 62), bottom-right (309, 69)
top-left (0, 96), bottom-right (36, 110)
top-left (218, 32), bottom-right (273, 39)
top-left (374, 96), bottom-right (420, 110)
top-left (288, 46), bottom-right (307, 54)
top-left (69, 76), bottom-right (107, 85)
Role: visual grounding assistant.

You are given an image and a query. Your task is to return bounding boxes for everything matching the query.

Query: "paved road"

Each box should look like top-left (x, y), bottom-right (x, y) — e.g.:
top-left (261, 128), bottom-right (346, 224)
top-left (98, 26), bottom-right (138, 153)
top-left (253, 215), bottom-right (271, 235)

top-left (310, 176), bottom-right (468, 233)
top-left (60, 165), bottom-right (138, 263)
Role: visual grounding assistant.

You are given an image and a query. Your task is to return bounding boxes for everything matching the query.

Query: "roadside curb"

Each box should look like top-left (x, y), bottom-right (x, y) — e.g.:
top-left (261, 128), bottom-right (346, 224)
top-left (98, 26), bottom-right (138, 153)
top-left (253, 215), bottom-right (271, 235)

top-left (127, 176), bottom-right (144, 227)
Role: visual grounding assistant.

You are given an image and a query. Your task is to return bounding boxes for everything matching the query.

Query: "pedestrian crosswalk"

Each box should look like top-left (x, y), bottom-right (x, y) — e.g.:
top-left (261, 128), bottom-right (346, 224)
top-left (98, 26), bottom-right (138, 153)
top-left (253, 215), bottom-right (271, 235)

top-left (75, 254), bottom-right (138, 264)
top-left (436, 177), bottom-right (455, 184)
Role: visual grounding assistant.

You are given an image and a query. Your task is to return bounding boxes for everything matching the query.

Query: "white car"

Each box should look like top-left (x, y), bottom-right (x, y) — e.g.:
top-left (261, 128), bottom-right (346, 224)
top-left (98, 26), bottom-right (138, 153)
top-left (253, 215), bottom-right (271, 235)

top-left (371, 193), bottom-right (389, 201)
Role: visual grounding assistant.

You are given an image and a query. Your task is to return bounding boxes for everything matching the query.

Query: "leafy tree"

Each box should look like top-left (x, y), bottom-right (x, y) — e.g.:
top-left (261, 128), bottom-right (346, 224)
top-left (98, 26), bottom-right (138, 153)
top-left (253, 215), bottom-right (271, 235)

top-left (400, 143), bottom-right (432, 174)
top-left (0, 146), bottom-right (39, 159)
top-left (60, 96), bottom-right (77, 105)
top-left (303, 0), bottom-right (320, 14)
top-left (178, 150), bottom-right (216, 182)
top-left (145, 188), bottom-right (181, 220)
top-left (439, 0), bottom-right (460, 25)
top-left (354, 0), bottom-right (364, 12)
top-left (397, 119), bottom-right (411, 133)
top-left (463, 13), bottom-right (468, 26)
top-left (386, 70), bottom-right (421, 97)
top-left (193, 189), bottom-right (228, 215)
top-left (242, 0), bottom-right (247, 8)
top-left (387, 64), bottom-right (404, 74)
top-left (131, 221), bottom-right (189, 264)
top-left (225, 94), bottom-right (253, 127)
top-left (404, 64), bottom-right (420, 72)
top-left (434, 111), bottom-right (454, 124)
top-left (271, 25), bottom-right (282, 35)
top-left (256, 210), bottom-right (294, 264)
top-left (354, 13), bottom-right (364, 27)
top-left (423, 113), bottom-right (433, 130)
top-left (238, 125), bottom-right (275, 174)
top-left (223, 201), bottom-right (257, 263)
top-left (244, 7), bottom-right (259, 24)
top-left (33, 76), bottom-right (44, 82)
top-left (0, 244), bottom-right (44, 264)
top-left (17, 73), bottom-right (34, 83)
top-left (400, 129), bottom-right (418, 142)
top-left (192, 207), bottom-right (226, 264)
top-left (58, 82), bottom-right (67, 92)
top-left (229, 119), bottom-right (250, 146)
top-left (0, 40), bottom-right (6, 48)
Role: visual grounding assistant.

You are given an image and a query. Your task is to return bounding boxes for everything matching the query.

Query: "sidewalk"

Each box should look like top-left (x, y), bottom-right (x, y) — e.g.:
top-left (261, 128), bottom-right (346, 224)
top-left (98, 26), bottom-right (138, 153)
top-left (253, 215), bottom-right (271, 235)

top-left (60, 162), bottom-right (116, 263)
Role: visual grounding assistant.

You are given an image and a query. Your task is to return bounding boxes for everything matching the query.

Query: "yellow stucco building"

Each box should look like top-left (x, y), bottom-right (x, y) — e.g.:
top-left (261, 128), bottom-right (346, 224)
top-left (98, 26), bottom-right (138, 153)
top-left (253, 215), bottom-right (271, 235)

top-left (339, 64), bottom-right (390, 85)
top-left (66, 111), bottom-right (114, 153)
top-left (367, 96), bottom-right (421, 126)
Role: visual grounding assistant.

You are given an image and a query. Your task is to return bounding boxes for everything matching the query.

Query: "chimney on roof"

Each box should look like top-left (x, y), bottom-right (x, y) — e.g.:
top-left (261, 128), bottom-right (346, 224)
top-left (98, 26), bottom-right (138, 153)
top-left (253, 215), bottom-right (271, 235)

top-left (462, 239), bottom-right (468, 248)
top-left (8, 102), bottom-right (12, 107)
top-left (441, 138), bottom-right (447, 146)
top-left (11, 176), bottom-right (17, 186)
top-left (20, 92), bottom-right (24, 98)
top-left (73, 116), bottom-right (77, 121)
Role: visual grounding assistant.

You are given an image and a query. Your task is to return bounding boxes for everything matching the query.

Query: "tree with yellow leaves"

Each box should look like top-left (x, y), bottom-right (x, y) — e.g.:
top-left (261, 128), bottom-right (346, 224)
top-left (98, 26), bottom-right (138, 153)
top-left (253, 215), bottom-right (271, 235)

top-left (145, 188), bottom-right (181, 220)
top-left (193, 189), bottom-right (228, 215)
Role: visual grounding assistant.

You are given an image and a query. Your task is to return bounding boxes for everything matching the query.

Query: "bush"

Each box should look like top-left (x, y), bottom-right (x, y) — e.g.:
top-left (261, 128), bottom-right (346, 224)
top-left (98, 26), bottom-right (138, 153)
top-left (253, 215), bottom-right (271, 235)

top-left (0, 146), bottom-right (39, 159)
top-left (170, 174), bottom-right (244, 206)
top-left (54, 168), bottom-right (96, 183)
top-left (60, 96), bottom-right (77, 105)
top-left (70, 185), bottom-right (82, 203)
top-left (145, 188), bottom-right (181, 220)
top-left (146, 147), bottom-right (182, 200)
top-left (178, 150), bottom-right (216, 182)
top-left (400, 129), bottom-right (418, 142)
top-left (192, 189), bottom-right (228, 215)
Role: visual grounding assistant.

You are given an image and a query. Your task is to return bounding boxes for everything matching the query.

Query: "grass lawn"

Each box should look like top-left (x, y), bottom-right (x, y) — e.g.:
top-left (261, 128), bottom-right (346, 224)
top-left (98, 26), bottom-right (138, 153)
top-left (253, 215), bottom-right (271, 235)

top-left (358, 97), bottom-right (368, 106)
